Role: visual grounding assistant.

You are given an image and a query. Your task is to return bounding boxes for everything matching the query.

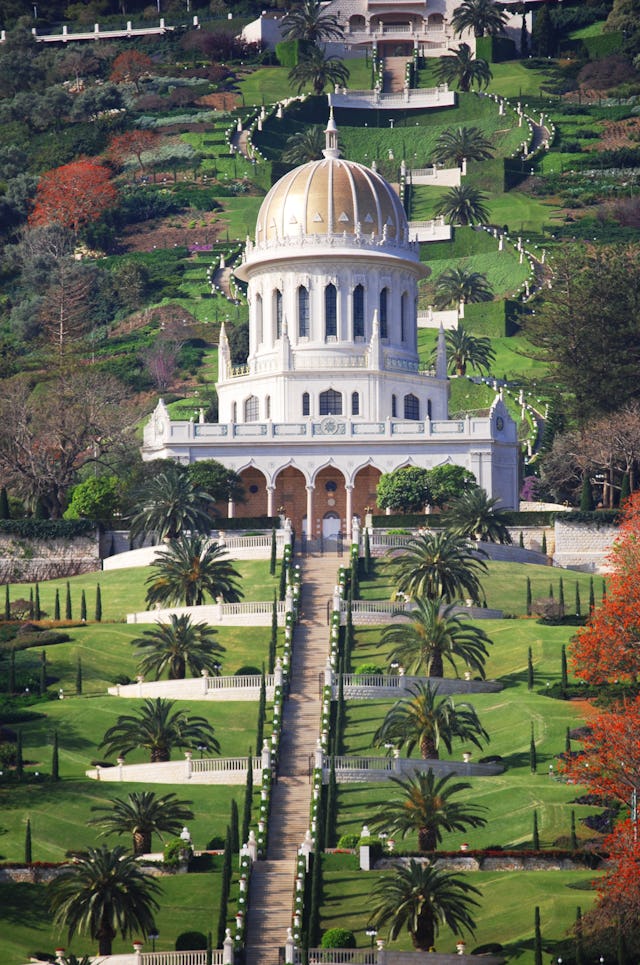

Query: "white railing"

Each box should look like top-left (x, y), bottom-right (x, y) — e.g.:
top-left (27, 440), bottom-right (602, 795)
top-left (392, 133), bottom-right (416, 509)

top-left (141, 953), bottom-right (212, 965)
top-left (348, 599), bottom-right (411, 613)
top-left (340, 673), bottom-right (403, 688)
top-left (369, 533), bottom-right (415, 548)
top-left (220, 535), bottom-right (271, 548)
top-left (191, 757), bottom-right (261, 774)
top-left (305, 953), bottom-right (376, 964)
top-left (333, 755), bottom-right (394, 771)
top-left (207, 674), bottom-right (274, 691)
top-left (126, 600), bottom-right (288, 626)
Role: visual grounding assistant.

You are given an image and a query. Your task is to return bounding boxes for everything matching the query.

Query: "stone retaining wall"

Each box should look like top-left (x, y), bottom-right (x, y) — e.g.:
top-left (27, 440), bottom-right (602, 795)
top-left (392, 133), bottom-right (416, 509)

top-left (376, 854), bottom-right (604, 872)
top-left (0, 533), bottom-right (100, 582)
top-left (553, 519), bottom-right (618, 572)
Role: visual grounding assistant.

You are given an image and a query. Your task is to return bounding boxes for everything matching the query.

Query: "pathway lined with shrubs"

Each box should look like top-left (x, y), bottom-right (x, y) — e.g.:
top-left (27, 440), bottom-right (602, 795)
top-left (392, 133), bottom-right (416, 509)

top-left (246, 556), bottom-right (338, 965)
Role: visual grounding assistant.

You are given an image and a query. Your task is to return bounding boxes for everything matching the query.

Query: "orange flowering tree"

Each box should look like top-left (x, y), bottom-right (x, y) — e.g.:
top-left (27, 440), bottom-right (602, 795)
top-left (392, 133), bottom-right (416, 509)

top-left (29, 160), bottom-right (117, 234)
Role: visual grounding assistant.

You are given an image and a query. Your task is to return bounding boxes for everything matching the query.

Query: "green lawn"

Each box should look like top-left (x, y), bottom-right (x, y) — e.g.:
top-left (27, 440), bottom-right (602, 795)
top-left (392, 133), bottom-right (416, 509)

top-left (420, 230), bottom-right (531, 299)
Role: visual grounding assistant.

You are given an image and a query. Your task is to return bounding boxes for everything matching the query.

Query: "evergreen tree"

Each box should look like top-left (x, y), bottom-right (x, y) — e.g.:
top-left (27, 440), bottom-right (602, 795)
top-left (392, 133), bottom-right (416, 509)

top-left (324, 758), bottom-right (337, 849)
top-left (532, 809), bottom-right (540, 849)
top-left (520, 13), bottom-right (529, 57)
top-left (526, 577), bottom-right (532, 617)
top-left (602, 578), bottom-right (607, 603)
top-left (216, 824), bottom-right (232, 947)
top-left (16, 728), bottom-right (23, 776)
top-left (519, 530), bottom-right (524, 548)
top-left (345, 597), bottom-right (354, 669)
top-left (541, 531), bottom-right (547, 555)
top-left (364, 528), bottom-right (371, 576)
top-left (580, 475), bottom-right (595, 512)
top-left (34, 583), bottom-right (41, 620)
top-left (230, 798), bottom-right (239, 854)
top-left (25, 817), bottom-right (32, 863)
top-left (308, 850), bottom-right (322, 949)
top-left (76, 657), bottom-right (83, 695)
top-left (54, 588), bottom-right (60, 621)
top-left (279, 558), bottom-right (287, 602)
top-left (0, 486), bottom-right (10, 519)
top-left (95, 583), bottom-right (102, 622)
top-left (527, 646), bottom-right (534, 690)
top-left (29, 587), bottom-right (34, 619)
top-left (269, 528), bottom-right (277, 576)
top-left (9, 650), bottom-right (15, 694)
top-left (571, 812), bottom-right (578, 852)
top-left (80, 589), bottom-right (87, 622)
top-left (574, 907), bottom-right (584, 965)
top-left (561, 645), bottom-right (568, 695)
top-left (589, 576), bottom-right (595, 612)
top-left (558, 577), bottom-right (565, 616)
top-left (269, 593), bottom-right (278, 674)
top-left (534, 907), bottom-right (543, 965)
top-left (241, 751), bottom-right (253, 845)
top-left (40, 649), bottom-right (47, 696)
top-left (575, 582), bottom-right (581, 617)
top-left (565, 725), bottom-right (571, 756)
top-left (531, 2), bottom-right (557, 56)
top-left (51, 729), bottom-right (59, 781)
top-left (549, 582), bottom-right (554, 600)
top-left (620, 472), bottom-right (631, 505)
top-left (65, 582), bottom-right (72, 620)
top-left (256, 672), bottom-right (266, 754)
top-left (530, 722), bottom-right (537, 773)
top-left (4, 584), bottom-right (10, 621)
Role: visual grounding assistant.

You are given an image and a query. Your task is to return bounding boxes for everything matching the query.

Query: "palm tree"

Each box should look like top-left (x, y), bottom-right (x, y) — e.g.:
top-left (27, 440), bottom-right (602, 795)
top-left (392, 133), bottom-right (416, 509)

top-left (433, 267), bottom-right (493, 310)
top-left (451, 0), bottom-right (508, 37)
top-left (89, 791), bottom-right (195, 855)
top-left (100, 697), bottom-right (219, 763)
top-left (145, 536), bottom-right (242, 608)
top-left (132, 613), bottom-right (225, 680)
top-left (370, 769), bottom-right (487, 851)
top-left (435, 44), bottom-right (493, 92)
top-left (129, 464), bottom-right (213, 542)
top-left (380, 597), bottom-right (492, 678)
top-left (394, 529), bottom-right (488, 603)
top-left (373, 682), bottom-right (489, 760)
top-left (281, 0), bottom-right (345, 42)
top-left (434, 184), bottom-right (490, 226)
top-left (435, 323), bottom-right (496, 375)
top-left (368, 859), bottom-right (480, 950)
top-left (49, 845), bottom-right (160, 956)
top-left (432, 126), bottom-right (494, 168)
top-left (288, 46), bottom-right (350, 96)
top-left (282, 125), bottom-right (326, 165)
top-left (444, 486), bottom-right (513, 544)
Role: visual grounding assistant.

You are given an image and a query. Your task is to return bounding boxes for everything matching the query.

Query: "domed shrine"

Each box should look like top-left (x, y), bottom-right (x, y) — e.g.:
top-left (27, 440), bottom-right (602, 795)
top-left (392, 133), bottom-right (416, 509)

top-left (142, 116), bottom-right (519, 541)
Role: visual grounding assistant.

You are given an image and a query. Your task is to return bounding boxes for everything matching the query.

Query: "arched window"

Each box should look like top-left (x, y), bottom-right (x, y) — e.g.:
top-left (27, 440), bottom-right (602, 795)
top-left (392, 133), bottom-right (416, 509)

top-left (255, 293), bottom-right (263, 345)
top-left (351, 391), bottom-right (360, 416)
top-left (320, 389), bottom-right (342, 415)
top-left (298, 286), bottom-right (309, 338)
top-left (353, 284), bottom-right (364, 339)
top-left (245, 395), bottom-right (259, 422)
top-left (265, 395), bottom-right (271, 419)
top-left (400, 292), bottom-right (408, 342)
top-left (379, 288), bottom-right (388, 339)
top-left (275, 289), bottom-right (283, 340)
top-left (325, 283), bottom-right (337, 339)
top-left (392, 394), bottom-right (397, 418)
top-left (302, 392), bottom-right (310, 416)
top-left (404, 393), bottom-right (419, 420)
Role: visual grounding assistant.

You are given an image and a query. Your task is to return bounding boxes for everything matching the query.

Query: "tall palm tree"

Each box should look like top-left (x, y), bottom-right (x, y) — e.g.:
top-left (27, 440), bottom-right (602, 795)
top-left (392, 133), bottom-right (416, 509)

top-left (282, 125), bottom-right (326, 165)
top-left (370, 769), bottom-right (487, 851)
top-left (444, 486), bottom-right (513, 544)
top-left (380, 597), bottom-right (492, 678)
top-left (434, 184), bottom-right (490, 226)
top-left (451, 0), bottom-right (508, 37)
top-left (129, 464), bottom-right (213, 542)
top-left (373, 682), bottom-right (489, 760)
top-left (145, 536), bottom-right (242, 608)
top-left (434, 323), bottom-right (496, 375)
top-left (132, 613), bottom-right (225, 680)
top-left (288, 46), bottom-right (350, 96)
top-left (432, 126), bottom-right (494, 168)
top-left (394, 529), bottom-right (488, 603)
top-left (100, 697), bottom-right (219, 763)
top-left (433, 267), bottom-right (493, 310)
top-left (49, 845), bottom-right (160, 956)
top-left (435, 44), bottom-right (493, 92)
top-left (281, 0), bottom-right (345, 43)
top-left (89, 791), bottom-right (195, 855)
top-left (368, 860), bottom-right (480, 950)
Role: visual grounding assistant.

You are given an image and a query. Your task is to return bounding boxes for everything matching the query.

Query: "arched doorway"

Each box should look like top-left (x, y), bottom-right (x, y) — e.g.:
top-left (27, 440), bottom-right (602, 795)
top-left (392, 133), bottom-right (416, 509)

top-left (273, 466), bottom-right (307, 534)
top-left (239, 467), bottom-right (268, 519)
top-left (322, 511), bottom-right (341, 543)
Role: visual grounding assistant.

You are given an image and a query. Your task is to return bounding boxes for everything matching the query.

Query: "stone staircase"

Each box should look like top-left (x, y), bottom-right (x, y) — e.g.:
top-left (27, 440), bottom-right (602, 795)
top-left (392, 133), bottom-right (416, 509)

top-left (244, 556), bottom-right (339, 965)
top-left (382, 55), bottom-right (408, 93)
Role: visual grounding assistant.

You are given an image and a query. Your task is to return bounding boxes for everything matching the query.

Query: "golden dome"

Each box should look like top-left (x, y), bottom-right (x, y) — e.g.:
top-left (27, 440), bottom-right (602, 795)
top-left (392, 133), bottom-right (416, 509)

top-left (255, 156), bottom-right (409, 245)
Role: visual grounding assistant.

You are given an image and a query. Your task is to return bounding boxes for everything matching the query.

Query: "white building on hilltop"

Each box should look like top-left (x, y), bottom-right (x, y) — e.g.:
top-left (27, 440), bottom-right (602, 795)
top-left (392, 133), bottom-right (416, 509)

top-left (142, 117), bottom-right (519, 542)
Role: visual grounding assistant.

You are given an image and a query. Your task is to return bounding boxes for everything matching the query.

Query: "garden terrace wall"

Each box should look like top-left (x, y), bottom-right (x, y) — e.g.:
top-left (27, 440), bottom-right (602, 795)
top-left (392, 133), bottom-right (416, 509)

top-left (302, 952), bottom-right (504, 965)
top-left (109, 673), bottom-right (278, 701)
top-left (103, 530), bottom-right (288, 569)
top-left (127, 600), bottom-right (289, 626)
top-left (375, 852), bottom-right (605, 872)
top-left (0, 532), bottom-right (100, 582)
top-left (334, 673), bottom-right (502, 699)
top-left (553, 519), bottom-right (618, 572)
top-left (324, 756), bottom-right (504, 783)
top-left (86, 756), bottom-right (266, 785)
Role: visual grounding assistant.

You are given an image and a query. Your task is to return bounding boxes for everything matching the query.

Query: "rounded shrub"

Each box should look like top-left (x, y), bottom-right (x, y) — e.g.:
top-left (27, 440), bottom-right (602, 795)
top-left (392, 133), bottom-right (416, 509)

top-left (321, 928), bottom-right (356, 949)
top-left (336, 833), bottom-right (360, 849)
top-left (354, 663), bottom-right (383, 675)
top-left (175, 931), bottom-right (207, 950)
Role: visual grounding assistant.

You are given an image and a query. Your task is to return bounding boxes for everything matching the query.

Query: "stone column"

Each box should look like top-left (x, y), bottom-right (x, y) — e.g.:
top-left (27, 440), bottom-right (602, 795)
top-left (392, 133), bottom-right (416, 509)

top-left (248, 829), bottom-right (258, 862)
top-left (306, 485), bottom-right (314, 541)
top-left (185, 750), bottom-right (193, 780)
top-left (261, 739), bottom-right (271, 773)
top-left (284, 928), bottom-right (296, 964)
top-left (201, 668), bottom-right (209, 695)
top-left (267, 485), bottom-right (275, 517)
top-left (345, 485), bottom-right (353, 538)
top-left (274, 657), bottom-right (283, 688)
top-left (223, 928), bottom-right (235, 964)
top-left (228, 497), bottom-right (235, 518)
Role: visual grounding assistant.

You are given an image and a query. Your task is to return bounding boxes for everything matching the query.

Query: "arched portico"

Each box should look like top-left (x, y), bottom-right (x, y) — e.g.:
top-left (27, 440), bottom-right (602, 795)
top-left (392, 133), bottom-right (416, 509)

top-left (239, 466), bottom-right (269, 518)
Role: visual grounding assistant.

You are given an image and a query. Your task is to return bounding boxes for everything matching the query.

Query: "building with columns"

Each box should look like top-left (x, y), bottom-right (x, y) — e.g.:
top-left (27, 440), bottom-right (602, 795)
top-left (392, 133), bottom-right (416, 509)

top-left (142, 117), bottom-right (519, 542)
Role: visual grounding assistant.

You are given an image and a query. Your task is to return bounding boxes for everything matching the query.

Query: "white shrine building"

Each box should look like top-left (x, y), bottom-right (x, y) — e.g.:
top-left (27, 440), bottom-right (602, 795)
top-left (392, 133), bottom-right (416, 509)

top-left (142, 117), bottom-right (519, 541)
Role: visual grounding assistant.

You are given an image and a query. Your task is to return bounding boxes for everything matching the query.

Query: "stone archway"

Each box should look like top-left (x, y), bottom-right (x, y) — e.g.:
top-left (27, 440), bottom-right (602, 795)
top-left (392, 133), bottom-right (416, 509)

top-left (239, 467), bottom-right (269, 519)
top-left (352, 465), bottom-right (382, 521)
top-left (273, 466), bottom-right (307, 534)
top-left (313, 466), bottom-right (347, 541)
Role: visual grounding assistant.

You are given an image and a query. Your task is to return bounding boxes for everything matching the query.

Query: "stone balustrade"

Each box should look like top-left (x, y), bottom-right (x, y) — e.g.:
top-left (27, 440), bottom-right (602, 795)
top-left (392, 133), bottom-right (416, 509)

top-left (86, 755), bottom-right (266, 785)
top-left (108, 673), bottom-right (278, 702)
top-left (323, 754), bottom-right (504, 783)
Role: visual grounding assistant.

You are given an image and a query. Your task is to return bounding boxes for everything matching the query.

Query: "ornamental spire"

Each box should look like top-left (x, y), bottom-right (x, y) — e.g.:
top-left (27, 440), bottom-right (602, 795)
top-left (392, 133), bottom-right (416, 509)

top-left (323, 107), bottom-right (340, 159)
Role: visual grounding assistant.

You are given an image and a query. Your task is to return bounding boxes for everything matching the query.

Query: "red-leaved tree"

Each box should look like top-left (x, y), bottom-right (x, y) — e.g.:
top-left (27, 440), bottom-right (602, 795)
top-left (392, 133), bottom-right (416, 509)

top-left (29, 160), bottom-right (117, 234)
top-left (570, 493), bottom-right (640, 684)
top-left (110, 51), bottom-right (153, 93)
top-left (108, 130), bottom-right (162, 175)
top-left (576, 820), bottom-right (640, 947)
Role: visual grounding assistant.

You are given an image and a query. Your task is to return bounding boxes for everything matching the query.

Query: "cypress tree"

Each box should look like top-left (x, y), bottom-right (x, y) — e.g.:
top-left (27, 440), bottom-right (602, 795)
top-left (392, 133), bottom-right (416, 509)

top-left (324, 758), bottom-right (337, 849)
top-left (24, 818), bottom-right (32, 863)
top-left (519, 530), bottom-right (525, 548)
top-left (589, 576), bottom-right (595, 612)
top-left (0, 486), bottom-right (10, 519)
top-left (534, 906), bottom-right (543, 965)
top-left (520, 12), bottom-right (529, 57)
top-left (9, 650), bottom-right (15, 694)
top-left (95, 584), bottom-right (102, 622)
top-left (561, 645), bottom-right (568, 695)
top-left (54, 588), bottom-right (60, 622)
top-left (345, 596), bottom-right (354, 669)
top-left (565, 725), bottom-right (571, 755)
top-left (526, 577), bottom-right (532, 616)
top-left (51, 729), bottom-right (59, 781)
top-left (76, 657), bottom-right (83, 695)
top-left (602, 579), bottom-right (607, 603)
top-left (16, 728), bottom-right (23, 776)
top-left (620, 472), bottom-right (631, 505)
top-left (29, 587), bottom-right (34, 620)
top-left (39, 650), bottom-right (47, 696)
top-left (549, 582), bottom-right (554, 601)
top-left (532, 810), bottom-right (540, 849)
top-left (308, 850), bottom-right (322, 949)
top-left (256, 672), bottom-right (266, 754)
top-left (527, 646), bottom-right (534, 690)
top-left (571, 811), bottom-right (578, 851)
top-left (579, 474), bottom-right (595, 512)
top-left (558, 577), bottom-right (565, 616)
top-left (80, 590), bottom-right (87, 622)
top-left (216, 824), bottom-right (232, 947)
top-left (315, 767), bottom-right (325, 853)
top-left (279, 557), bottom-right (287, 602)
top-left (65, 582), bottom-right (72, 620)
top-left (269, 592), bottom-right (278, 674)
top-left (530, 722), bottom-right (537, 773)
top-left (230, 798), bottom-right (239, 854)
top-left (4, 584), bottom-right (9, 621)
top-left (541, 531), bottom-right (547, 556)
top-left (241, 751), bottom-right (253, 845)
top-left (575, 582), bottom-right (581, 617)
top-left (34, 584), bottom-right (41, 621)
top-left (269, 528), bottom-right (277, 576)
top-left (364, 528), bottom-right (371, 576)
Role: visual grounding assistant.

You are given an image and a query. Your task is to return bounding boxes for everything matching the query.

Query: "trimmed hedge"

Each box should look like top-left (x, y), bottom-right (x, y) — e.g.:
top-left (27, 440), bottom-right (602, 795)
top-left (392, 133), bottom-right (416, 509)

top-left (476, 35), bottom-right (517, 63)
top-left (0, 520), bottom-right (96, 539)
